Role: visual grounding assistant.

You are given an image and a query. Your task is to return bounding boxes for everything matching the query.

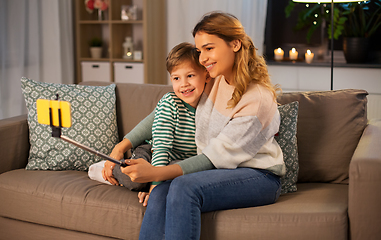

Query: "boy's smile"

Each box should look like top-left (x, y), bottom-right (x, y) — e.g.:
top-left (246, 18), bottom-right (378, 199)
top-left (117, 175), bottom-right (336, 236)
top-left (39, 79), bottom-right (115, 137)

top-left (181, 88), bottom-right (195, 96)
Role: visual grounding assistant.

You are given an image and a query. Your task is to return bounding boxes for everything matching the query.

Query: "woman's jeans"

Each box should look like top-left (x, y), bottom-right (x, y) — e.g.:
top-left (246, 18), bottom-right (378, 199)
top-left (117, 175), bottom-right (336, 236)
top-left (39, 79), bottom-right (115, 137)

top-left (139, 168), bottom-right (281, 240)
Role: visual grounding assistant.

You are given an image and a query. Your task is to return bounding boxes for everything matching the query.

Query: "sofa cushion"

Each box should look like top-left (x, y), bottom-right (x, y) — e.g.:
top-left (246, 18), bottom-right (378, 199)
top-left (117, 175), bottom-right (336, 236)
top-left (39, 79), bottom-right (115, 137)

top-left (276, 101), bottom-right (299, 194)
top-left (277, 89), bottom-right (368, 183)
top-left (21, 78), bottom-right (119, 171)
top-left (200, 183), bottom-right (348, 240)
top-left (0, 170), bottom-right (348, 240)
top-left (0, 169), bottom-right (144, 239)
top-left (0, 217), bottom-right (112, 240)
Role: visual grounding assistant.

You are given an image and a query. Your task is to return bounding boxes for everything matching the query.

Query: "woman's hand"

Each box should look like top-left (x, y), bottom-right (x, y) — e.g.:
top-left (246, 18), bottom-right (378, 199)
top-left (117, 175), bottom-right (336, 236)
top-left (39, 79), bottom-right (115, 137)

top-left (121, 158), bottom-right (183, 183)
top-left (121, 158), bottom-right (156, 183)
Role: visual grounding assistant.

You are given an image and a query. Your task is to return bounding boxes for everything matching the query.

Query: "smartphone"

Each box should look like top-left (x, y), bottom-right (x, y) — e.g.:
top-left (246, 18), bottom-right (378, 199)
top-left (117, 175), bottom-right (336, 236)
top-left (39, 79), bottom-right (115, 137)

top-left (36, 99), bottom-right (72, 128)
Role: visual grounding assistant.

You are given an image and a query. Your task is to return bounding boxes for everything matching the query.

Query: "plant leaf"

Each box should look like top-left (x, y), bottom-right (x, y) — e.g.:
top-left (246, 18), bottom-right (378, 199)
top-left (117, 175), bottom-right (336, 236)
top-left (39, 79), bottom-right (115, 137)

top-left (285, 1), bottom-right (295, 18)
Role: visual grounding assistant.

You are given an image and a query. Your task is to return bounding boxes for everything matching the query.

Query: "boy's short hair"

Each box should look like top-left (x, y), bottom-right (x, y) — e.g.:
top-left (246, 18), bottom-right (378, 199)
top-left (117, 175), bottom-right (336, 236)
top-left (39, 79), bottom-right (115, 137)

top-left (166, 42), bottom-right (205, 73)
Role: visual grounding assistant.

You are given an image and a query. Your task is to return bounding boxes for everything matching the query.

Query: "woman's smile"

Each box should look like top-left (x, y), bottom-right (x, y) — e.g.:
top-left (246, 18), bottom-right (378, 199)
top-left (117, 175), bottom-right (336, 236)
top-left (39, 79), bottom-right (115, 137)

top-left (205, 62), bottom-right (215, 72)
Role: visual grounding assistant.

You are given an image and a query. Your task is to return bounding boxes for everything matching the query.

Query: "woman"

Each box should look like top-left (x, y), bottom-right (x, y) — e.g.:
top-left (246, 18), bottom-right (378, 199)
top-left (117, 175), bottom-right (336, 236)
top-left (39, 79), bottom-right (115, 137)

top-left (106, 12), bottom-right (285, 240)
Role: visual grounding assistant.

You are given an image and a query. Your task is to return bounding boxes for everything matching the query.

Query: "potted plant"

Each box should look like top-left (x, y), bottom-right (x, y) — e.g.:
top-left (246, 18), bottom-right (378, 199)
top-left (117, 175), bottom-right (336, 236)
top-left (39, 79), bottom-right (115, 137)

top-left (89, 37), bottom-right (103, 59)
top-left (285, 0), bottom-right (381, 63)
top-left (337, 1), bottom-right (381, 63)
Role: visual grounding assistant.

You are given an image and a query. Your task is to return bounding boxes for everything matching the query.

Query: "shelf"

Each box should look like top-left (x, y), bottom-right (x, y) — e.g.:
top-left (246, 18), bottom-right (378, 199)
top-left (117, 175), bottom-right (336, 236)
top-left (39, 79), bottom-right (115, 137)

top-left (111, 20), bottom-right (143, 24)
top-left (80, 58), bottom-right (110, 61)
top-left (80, 58), bottom-right (144, 63)
top-left (79, 20), bottom-right (110, 24)
top-left (110, 58), bottom-right (143, 63)
top-left (267, 59), bottom-right (381, 69)
top-left (79, 20), bottom-right (143, 24)
top-left (75, 0), bottom-right (167, 84)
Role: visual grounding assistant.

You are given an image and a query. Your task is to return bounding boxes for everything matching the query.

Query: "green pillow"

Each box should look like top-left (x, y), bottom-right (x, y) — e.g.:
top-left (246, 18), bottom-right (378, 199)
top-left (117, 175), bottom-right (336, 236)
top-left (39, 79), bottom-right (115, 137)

top-left (275, 101), bottom-right (299, 194)
top-left (21, 77), bottom-right (119, 171)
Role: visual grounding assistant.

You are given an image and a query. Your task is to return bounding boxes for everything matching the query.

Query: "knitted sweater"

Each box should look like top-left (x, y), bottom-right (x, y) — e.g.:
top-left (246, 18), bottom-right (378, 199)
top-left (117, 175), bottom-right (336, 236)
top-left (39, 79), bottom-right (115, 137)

top-left (193, 76), bottom-right (285, 176)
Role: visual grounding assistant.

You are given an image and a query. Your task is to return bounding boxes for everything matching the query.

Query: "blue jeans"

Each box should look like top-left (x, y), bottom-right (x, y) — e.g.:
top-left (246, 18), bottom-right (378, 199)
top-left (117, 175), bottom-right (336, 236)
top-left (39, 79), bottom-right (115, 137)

top-left (139, 168), bottom-right (281, 240)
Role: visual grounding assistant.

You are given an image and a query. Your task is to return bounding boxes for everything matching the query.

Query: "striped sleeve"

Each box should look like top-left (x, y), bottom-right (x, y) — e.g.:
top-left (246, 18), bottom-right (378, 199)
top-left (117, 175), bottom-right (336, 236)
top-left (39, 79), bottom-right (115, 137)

top-left (151, 93), bottom-right (178, 166)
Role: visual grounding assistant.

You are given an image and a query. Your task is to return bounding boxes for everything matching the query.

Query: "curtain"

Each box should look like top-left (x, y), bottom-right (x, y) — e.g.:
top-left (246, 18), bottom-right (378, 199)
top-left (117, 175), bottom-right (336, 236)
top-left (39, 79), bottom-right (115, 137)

top-left (166, 0), bottom-right (268, 56)
top-left (0, 0), bottom-right (74, 120)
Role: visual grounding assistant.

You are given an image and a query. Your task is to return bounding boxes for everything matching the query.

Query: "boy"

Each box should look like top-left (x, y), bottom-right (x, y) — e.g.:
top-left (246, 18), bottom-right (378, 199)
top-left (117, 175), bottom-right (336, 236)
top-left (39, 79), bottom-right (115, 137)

top-left (88, 42), bottom-right (211, 198)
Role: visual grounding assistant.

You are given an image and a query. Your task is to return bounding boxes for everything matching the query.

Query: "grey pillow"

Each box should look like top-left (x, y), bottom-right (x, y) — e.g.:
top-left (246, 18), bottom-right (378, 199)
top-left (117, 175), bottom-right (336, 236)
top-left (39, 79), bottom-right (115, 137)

top-left (21, 77), bottom-right (119, 171)
top-left (275, 101), bottom-right (299, 194)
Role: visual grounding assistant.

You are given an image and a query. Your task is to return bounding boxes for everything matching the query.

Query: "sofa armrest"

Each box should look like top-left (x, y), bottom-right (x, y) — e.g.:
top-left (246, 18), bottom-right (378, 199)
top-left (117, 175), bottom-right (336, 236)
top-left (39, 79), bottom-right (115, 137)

top-left (349, 119), bottom-right (381, 240)
top-left (0, 115), bottom-right (30, 174)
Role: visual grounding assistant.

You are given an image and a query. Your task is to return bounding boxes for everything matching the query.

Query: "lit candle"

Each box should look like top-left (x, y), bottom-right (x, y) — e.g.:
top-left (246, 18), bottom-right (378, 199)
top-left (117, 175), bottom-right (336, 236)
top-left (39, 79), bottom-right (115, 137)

top-left (289, 48), bottom-right (298, 60)
top-left (305, 49), bottom-right (314, 64)
top-left (274, 48), bottom-right (284, 61)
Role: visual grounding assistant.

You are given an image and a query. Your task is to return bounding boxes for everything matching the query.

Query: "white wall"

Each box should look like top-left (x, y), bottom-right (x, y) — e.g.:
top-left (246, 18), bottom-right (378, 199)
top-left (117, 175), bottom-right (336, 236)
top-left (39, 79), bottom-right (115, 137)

top-left (268, 65), bottom-right (381, 120)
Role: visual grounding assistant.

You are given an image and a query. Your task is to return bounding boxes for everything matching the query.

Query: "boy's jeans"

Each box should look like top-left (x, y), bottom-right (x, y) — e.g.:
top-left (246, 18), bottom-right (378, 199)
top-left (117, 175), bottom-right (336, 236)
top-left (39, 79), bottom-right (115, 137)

top-left (139, 167), bottom-right (281, 240)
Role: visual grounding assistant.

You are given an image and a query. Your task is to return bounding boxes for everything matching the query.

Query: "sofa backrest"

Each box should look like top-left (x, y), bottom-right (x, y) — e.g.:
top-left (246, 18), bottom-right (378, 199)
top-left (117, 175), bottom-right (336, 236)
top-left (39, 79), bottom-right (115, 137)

top-left (81, 82), bottom-right (368, 184)
top-left (113, 83), bottom-right (172, 137)
top-left (80, 82), bottom-right (172, 139)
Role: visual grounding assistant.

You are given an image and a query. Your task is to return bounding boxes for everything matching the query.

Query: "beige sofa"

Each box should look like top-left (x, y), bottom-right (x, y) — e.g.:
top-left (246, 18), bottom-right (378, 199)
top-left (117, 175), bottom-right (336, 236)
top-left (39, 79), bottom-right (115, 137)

top-left (0, 82), bottom-right (380, 240)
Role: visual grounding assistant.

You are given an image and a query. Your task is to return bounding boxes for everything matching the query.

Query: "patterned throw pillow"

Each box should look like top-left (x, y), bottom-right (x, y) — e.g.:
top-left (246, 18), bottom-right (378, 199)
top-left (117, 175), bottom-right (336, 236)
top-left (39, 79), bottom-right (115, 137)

top-left (275, 101), bottom-right (299, 194)
top-left (21, 77), bottom-right (119, 171)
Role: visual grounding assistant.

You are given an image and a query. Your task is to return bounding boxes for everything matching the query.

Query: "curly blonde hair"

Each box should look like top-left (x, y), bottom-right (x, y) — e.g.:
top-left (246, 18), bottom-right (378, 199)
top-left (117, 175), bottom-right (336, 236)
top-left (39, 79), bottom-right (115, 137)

top-left (193, 12), bottom-right (280, 107)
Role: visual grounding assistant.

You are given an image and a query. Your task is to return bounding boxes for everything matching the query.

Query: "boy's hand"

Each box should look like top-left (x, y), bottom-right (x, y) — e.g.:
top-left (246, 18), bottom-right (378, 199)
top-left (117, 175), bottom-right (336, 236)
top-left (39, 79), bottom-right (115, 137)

top-left (102, 142), bottom-right (127, 185)
top-left (102, 160), bottom-right (118, 185)
top-left (102, 145), bottom-right (124, 185)
top-left (138, 184), bottom-right (157, 207)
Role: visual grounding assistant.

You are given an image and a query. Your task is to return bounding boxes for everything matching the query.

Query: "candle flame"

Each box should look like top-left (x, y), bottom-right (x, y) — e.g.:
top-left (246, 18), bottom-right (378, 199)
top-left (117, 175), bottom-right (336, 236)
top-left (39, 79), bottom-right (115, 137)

top-left (307, 49), bottom-right (311, 55)
top-left (291, 48), bottom-right (296, 53)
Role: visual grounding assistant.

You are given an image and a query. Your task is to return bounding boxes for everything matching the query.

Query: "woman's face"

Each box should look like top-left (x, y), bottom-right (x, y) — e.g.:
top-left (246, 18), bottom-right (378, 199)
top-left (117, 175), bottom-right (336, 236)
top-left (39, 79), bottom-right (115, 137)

top-left (194, 31), bottom-right (240, 83)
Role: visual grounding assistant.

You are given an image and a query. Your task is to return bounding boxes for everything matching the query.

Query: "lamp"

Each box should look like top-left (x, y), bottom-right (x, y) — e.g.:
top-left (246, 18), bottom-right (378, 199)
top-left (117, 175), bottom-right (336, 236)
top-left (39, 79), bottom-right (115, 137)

top-left (293, 0), bottom-right (364, 90)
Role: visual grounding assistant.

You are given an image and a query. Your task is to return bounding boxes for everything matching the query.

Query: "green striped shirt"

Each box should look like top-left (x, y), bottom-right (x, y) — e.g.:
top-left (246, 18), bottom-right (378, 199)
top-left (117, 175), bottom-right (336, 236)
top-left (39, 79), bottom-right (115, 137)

top-left (151, 92), bottom-right (197, 167)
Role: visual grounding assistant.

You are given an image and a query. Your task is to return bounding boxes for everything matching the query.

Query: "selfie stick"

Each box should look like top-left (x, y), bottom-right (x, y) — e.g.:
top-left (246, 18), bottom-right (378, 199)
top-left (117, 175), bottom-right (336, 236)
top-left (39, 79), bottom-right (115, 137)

top-left (49, 94), bottom-right (127, 167)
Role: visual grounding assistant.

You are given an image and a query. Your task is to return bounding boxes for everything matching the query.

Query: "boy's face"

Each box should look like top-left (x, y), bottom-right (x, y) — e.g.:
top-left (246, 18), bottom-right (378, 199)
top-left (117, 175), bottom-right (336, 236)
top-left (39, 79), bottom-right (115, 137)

top-left (170, 60), bottom-right (210, 108)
